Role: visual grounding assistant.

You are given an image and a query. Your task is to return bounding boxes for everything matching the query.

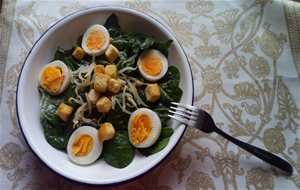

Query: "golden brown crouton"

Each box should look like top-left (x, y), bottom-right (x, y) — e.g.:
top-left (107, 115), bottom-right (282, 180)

top-left (94, 73), bottom-right (110, 93)
top-left (107, 78), bottom-right (122, 93)
top-left (96, 97), bottom-right (112, 113)
top-left (145, 83), bottom-right (161, 103)
top-left (57, 103), bottom-right (73, 122)
top-left (87, 89), bottom-right (101, 105)
top-left (105, 64), bottom-right (117, 79)
top-left (105, 44), bottom-right (119, 62)
top-left (72, 47), bottom-right (86, 60)
top-left (94, 65), bottom-right (105, 75)
top-left (98, 122), bottom-right (115, 142)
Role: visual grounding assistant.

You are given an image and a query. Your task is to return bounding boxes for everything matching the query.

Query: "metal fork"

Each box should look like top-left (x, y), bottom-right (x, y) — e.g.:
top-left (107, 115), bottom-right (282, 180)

top-left (168, 102), bottom-right (293, 175)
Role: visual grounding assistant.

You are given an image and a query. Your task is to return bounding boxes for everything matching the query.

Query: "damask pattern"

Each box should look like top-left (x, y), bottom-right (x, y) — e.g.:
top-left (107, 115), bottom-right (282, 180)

top-left (1, 0), bottom-right (299, 189)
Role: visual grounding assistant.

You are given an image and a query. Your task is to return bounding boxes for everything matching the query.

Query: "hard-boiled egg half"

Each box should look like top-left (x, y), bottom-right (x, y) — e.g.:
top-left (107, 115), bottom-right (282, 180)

top-left (67, 126), bottom-right (103, 165)
top-left (81, 24), bottom-right (110, 56)
top-left (39, 60), bottom-right (71, 95)
top-left (128, 108), bottom-right (162, 148)
top-left (137, 49), bottom-right (168, 82)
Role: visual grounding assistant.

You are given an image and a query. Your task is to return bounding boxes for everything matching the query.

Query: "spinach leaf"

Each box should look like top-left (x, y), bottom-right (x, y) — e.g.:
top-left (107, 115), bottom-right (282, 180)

top-left (151, 39), bottom-right (173, 57)
top-left (39, 84), bottom-right (77, 125)
top-left (40, 116), bottom-right (75, 149)
top-left (113, 33), bottom-right (155, 54)
top-left (103, 131), bottom-right (135, 168)
top-left (152, 104), bottom-right (170, 127)
top-left (161, 127), bottom-right (174, 138)
top-left (159, 66), bottom-right (180, 87)
top-left (40, 116), bottom-right (65, 149)
top-left (158, 66), bottom-right (183, 106)
top-left (105, 106), bottom-right (130, 131)
top-left (40, 89), bottom-right (61, 126)
top-left (104, 13), bottom-right (121, 38)
top-left (54, 47), bottom-right (80, 70)
top-left (138, 127), bottom-right (174, 156)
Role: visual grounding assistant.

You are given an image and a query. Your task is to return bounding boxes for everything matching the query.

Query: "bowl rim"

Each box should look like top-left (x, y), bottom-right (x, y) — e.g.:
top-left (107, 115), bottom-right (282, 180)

top-left (15, 5), bottom-right (194, 186)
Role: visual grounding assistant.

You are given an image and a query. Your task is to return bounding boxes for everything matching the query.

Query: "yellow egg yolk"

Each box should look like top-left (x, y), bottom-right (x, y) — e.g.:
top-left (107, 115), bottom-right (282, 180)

top-left (72, 134), bottom-right (93, 157)
top-left (86, 30), bottom-right (106, 50)
top-left (141, 54), bottom-right (163, 76)
top-left (130, 114), bottom-right (152, 145)
top-left (41, 66), bottom-right (64, 93)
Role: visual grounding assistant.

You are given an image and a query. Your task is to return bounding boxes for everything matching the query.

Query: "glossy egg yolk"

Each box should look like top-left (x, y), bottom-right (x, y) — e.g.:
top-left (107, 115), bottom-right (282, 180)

top-left (130, 114), bottom-right (152, 145)
top-left (140, 54), bottom-right (163, 76)
top-left (72, 134), bottom-right (93, 157)
top-left (40, 66), bottom-right (64, 93)
top-left (86, 30), bottom-right (106, 50)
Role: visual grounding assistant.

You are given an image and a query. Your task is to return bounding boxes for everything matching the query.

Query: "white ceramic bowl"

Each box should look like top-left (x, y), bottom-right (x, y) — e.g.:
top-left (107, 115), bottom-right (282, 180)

top-left (16, 6), bottom-right (193, 185)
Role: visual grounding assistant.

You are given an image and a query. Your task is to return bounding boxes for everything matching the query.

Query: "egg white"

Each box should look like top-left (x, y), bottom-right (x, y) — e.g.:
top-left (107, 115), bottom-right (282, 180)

top-left (38, 60), bottom-right (72, 95)
top-left (81, 24), bottom-right (110, 56)
top-left (67, 126), bottom-right (103, 165)
top-left (137, 49), bottom-right (168, 82)
top-left (128, 108), bottom-right (162, 148)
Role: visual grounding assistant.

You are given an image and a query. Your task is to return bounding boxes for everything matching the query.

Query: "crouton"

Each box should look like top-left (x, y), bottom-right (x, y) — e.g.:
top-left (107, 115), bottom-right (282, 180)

top-left (94, 65), bottom-right (105, 75)
top-left (145, 83), bottom-right (161, 103)
top-left (94, 73), bottom-right (110, 93)
top-left (87, 89), bottom-right (101, 105)
top-left (107, 78), bottom-right (122, 93)
top-left (96, 97), bottom-right (112, 113)
top-left (105, 64), bottom-right (117, 79)
top-left (56, 103), bottom-right (73, 122)
top-left (98, 122), bottom-right (115, 142)
top-left (72, 46), bottom-right (85, 60)
top-left (105, 44), bottom-right (119, 62)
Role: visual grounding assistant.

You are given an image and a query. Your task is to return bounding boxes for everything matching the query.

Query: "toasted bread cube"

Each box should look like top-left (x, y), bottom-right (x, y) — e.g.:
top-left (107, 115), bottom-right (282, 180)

top-left (94, 65), bottom-right (105, 75)
top-left (107, 78), bottom-right (121, 93)
top-left (96, 97), bottom-right (112, 113)
top-left (145, 83), bottom-right (161, 103)
top-left (98, 122), bottom-right (115, 142)
top-left (87, 89), bottom-right (101, 105)
top-left (94, 73), bottom-right (110, 93)
top-left (72, 47), bottom-right (85, 60)
top-left (105, 44), bottom-right (119, 62)
top-left (57, 103), bottom-right (73, 122)
top-left (105, 65), bottom-right (117, 79)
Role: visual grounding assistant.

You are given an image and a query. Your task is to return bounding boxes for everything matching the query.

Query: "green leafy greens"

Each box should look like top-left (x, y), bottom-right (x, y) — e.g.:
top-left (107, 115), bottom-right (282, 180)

top-left (103, 131), bottom-right (135, 168)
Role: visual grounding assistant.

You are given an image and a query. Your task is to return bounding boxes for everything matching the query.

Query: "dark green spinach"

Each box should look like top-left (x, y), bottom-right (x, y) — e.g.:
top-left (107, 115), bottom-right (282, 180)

top-left (104, 13), bottom-right (121, 38)
top-left (158, 66), bottom-right (183, 106)
top-left (39, 61), bottom-right (78, 149)
top-left (105, 106), bottom-right (130, 131)
top-left (138, 127), bottom-right (174, 156)
top-left (39, 84), bottom-right (76, 126)
top-left (103, 131), bottom-right (135, 168)
top-left (151, 40), bottom-right (173, 57)
top-left (54, 47), bottom-right (80, 70)
top-left (40, 116), bottom-right (74, 149)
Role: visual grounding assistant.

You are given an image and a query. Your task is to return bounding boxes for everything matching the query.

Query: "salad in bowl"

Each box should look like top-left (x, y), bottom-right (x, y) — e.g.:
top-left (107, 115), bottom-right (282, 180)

top-left (16, 6), bottom-right (193, 185)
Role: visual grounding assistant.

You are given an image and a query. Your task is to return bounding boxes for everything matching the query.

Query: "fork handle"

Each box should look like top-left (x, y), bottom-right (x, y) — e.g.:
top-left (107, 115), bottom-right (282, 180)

top-left (214, 127), bottom-right (293, 175)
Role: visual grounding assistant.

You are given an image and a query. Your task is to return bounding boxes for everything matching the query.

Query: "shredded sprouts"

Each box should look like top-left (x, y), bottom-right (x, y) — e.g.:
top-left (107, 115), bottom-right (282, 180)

top-left (69, 57), bottom-right (150, 127)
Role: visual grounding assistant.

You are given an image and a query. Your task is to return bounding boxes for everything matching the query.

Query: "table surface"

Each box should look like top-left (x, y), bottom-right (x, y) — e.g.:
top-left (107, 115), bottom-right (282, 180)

top-left (1, 0), bottom-right (300, 189)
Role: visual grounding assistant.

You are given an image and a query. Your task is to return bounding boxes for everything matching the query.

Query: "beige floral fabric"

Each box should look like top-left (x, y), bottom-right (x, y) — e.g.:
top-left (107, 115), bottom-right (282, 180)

top-left (1, 0), bottom-right (300, 189)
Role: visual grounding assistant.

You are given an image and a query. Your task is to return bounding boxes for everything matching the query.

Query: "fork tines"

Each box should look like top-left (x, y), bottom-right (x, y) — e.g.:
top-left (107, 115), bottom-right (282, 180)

top-left (168, 102), bottom-right (198, 127)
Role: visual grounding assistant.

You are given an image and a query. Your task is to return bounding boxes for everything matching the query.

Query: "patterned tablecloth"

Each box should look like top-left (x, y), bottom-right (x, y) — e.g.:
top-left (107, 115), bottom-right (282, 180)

top-left (1, 0), bottom-right (300, 189)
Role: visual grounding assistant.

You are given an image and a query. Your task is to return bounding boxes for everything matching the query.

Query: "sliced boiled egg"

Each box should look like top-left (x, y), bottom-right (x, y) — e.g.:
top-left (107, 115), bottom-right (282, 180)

top-left (81, 24), bottom-right (110, 56)
top-left (39, 60), bottom-right (71, 95)
top-left (67, 126), bottom-right (103, 165)
top-left (137, 49), bottom-right (168, 82)
top-left (128, 108), bottom-right (162, 148)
